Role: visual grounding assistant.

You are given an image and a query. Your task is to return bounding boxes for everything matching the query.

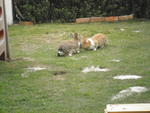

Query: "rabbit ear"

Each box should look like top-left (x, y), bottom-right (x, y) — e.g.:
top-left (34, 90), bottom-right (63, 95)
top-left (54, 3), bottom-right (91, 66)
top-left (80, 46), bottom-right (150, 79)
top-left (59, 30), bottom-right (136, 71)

top-left (79, 34), bottom-right (84, 40)
top-left (70, 33), bottom-right (74, 38)
top-left (71, 33), bottom-right (79, 40)
top-left (74, 33), bottom-right (78, 38)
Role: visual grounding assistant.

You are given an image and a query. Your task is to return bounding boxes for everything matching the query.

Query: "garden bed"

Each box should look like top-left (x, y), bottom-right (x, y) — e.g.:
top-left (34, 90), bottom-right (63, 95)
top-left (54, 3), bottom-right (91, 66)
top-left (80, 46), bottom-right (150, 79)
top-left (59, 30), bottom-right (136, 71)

top-left (76, 14), bottom-right (134, 23)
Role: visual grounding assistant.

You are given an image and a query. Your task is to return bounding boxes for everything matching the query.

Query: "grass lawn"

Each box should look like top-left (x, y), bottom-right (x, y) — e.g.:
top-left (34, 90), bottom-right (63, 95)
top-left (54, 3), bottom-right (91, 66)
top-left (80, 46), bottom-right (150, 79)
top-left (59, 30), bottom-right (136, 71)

top-left (0, 20), bottom-right (150, 113)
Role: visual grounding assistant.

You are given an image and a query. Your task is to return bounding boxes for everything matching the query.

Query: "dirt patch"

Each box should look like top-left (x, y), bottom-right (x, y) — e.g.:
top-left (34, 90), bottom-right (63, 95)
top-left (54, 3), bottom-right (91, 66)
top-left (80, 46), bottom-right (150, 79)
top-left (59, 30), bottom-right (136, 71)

top-left (4, 57), bottom-right (34, 62)
top-left (40, 32), bottom-right (67, 44)
top-left (21, 43), bottom-right (41, 52)
top-left (71, 56), bottom-right (88, 60)
top-left (53, 75), bottom-right (65, 81)
top-left (52, 71), bottom-right (66, 81)
top-left (53, 71), bottom-right (66, 76)
top-left (22, 57), bottom-right (35, 61)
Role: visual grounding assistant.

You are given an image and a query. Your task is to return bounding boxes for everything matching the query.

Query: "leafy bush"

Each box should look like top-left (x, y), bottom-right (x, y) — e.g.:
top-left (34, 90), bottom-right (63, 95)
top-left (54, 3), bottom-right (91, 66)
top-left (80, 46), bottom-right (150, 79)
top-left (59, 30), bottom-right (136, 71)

top-left (14, 0), bottom-right (150, 23)
top-left (15, 0), bottom-right (50, 23)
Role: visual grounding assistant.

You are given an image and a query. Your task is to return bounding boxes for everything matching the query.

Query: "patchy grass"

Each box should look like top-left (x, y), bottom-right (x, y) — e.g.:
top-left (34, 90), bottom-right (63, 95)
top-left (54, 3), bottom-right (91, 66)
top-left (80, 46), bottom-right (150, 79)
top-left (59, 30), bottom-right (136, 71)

top-left (0, 20), bottom-right (150, 113)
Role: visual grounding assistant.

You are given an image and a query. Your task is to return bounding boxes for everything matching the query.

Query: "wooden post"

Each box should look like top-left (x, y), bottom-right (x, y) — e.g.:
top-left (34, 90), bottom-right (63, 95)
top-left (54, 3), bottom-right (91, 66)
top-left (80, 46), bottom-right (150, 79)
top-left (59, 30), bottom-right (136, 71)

top-left (0, 0), bottom-right (10, 61)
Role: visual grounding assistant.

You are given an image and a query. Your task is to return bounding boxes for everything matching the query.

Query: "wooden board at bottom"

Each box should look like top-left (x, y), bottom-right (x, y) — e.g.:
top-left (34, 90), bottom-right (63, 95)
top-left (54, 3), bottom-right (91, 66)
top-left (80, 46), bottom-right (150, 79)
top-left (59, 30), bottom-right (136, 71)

top-left (105, 104), bottom-right (150, 113)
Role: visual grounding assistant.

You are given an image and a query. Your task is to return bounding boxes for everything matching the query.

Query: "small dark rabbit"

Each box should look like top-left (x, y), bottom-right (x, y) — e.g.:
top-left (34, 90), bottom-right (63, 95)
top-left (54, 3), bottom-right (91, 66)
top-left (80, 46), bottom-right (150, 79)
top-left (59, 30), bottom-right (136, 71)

top-left (57, 33), bottom-right (81, 56)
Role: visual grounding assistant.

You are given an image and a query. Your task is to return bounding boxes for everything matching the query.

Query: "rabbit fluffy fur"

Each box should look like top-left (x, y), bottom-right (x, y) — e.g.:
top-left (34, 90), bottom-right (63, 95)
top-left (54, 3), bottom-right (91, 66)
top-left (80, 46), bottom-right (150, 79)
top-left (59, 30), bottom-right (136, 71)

top-left (57, 33), bottom-right (81, 56)
top-left (82, 33), bottom-right (107, 51)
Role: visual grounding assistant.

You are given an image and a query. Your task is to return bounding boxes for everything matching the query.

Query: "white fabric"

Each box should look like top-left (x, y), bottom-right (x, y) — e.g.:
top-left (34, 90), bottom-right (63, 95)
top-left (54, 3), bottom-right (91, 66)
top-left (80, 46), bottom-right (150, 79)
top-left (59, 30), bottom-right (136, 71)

top-left (87, 38), bottom-right (95, 49)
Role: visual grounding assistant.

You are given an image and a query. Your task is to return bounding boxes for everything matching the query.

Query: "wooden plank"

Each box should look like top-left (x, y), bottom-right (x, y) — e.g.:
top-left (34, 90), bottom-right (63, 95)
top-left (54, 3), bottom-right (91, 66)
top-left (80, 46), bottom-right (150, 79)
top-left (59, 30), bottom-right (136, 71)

top-left (0, 19), bottom-right (4, 30)
top-left (0, 0), bottom-right (10, 61)
top-left (105, 16), bottom-right (118, 22)
top-left (76, 18), bottom-right (90, 23)
top-left (118, 15), bottom-right (129, 21)
top-left (105, 104), bottom-right (150, 113)
top-left (90, 17), bottom-right (105, 22)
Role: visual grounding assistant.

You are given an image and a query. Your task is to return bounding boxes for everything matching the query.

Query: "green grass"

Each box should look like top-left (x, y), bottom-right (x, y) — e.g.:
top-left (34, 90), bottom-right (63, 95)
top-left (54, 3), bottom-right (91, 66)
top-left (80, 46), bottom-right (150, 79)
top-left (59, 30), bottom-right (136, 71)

top-left (0, 20), bottom-right (150, 113)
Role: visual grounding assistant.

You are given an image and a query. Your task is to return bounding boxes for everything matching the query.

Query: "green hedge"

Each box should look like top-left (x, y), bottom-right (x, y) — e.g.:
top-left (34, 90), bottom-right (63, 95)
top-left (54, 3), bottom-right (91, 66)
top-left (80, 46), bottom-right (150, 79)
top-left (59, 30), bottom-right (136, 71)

top-left (14, 0), bottom-right (150, 23)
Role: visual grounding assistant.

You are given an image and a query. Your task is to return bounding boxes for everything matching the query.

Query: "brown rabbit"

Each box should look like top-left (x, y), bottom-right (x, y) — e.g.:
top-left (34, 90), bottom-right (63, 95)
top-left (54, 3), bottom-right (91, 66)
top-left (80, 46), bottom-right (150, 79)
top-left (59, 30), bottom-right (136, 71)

top-left (82, 33), bottom-right (107, 51)
top-left (57, 33), bottom-right (81, 56)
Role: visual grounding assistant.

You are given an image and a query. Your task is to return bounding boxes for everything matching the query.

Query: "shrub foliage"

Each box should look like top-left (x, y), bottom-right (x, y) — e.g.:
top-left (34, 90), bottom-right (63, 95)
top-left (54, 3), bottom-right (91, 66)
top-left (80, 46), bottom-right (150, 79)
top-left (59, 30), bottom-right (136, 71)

top-left (14, 0), bottom-right (150, 23)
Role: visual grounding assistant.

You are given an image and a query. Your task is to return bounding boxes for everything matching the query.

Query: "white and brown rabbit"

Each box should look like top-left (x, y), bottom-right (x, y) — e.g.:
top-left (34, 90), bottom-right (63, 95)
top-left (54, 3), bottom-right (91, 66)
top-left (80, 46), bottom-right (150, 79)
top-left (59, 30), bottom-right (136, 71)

top-left (57, 33), bottom-right (81, 56)
top-left (82, 33), bottom-right (107, 51)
